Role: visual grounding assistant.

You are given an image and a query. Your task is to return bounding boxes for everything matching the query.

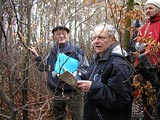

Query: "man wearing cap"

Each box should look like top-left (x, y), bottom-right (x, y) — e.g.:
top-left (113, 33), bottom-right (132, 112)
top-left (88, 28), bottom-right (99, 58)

top-left (143, 0), bottom-right (160, 106)
top-left (134, 0), bottom-right (160, 119)
top-left (29, 26), bottom-right (88, 120)
top-left (135, 0), bottom-right (160, 53)
top-left (134, 0), bottom-right (160, 85)
top-left (139, 0), bottom-right (160, 43)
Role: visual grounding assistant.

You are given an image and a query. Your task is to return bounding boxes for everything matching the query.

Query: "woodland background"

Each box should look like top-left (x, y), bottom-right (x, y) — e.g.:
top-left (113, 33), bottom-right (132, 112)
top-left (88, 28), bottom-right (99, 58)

top-left (0, 0), bottom-right (156, 120)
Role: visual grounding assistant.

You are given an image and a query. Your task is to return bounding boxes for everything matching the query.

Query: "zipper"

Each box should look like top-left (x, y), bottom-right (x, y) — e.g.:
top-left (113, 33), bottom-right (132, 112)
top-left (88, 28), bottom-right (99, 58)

top-left (89, 59), bottom-right (105, 120)
top-left (96, 107), bottom-right (104, 120)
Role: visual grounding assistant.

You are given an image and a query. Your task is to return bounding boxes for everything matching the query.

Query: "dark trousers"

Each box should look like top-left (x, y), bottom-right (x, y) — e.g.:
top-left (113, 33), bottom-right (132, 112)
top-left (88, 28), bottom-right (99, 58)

top-left (50, 90), bottom-right (84, 120)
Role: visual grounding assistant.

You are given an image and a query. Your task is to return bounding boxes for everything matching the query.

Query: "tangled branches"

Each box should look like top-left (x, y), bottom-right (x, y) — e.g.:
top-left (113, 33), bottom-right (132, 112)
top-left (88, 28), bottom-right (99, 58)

top-left (132, 74), bottom-right (158, 119)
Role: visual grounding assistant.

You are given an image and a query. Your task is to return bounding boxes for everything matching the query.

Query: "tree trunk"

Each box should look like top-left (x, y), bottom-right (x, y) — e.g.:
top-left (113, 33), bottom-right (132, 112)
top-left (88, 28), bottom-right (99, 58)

top-left (22, 1), bottom-right (31, 120)
top-left (122, 0), bottom-right (134, 50)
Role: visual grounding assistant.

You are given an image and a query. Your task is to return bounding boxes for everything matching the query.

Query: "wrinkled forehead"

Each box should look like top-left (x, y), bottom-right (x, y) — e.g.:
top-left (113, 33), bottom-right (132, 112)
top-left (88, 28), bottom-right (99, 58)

top-left (93, 29), bottom-right (108, 37)
top-left (93, 25), bottom-right (112, 36)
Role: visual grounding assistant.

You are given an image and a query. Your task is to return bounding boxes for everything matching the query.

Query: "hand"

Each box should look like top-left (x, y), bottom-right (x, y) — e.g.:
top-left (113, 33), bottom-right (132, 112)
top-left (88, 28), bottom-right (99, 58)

top-left (77, 80), bottom-right (92, 92)
top-left (72, 71), bottom-right (81, 80)
top-left (52, 71), bottom-right (59, 78)
top-left (135, 42), bottom-right (146, 53)
top-left (28, 46), bottom-right (39, 57)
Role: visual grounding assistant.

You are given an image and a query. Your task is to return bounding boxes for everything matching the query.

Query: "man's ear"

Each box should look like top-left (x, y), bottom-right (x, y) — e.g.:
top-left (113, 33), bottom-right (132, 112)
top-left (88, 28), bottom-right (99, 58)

top-left (111, 38), bottom-right (116, 43)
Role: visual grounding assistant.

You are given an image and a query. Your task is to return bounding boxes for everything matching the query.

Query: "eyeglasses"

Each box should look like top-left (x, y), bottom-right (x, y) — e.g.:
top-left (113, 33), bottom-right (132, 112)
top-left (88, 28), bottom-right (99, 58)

top-left (54, 32), bottom-right (67, 36)
top-left (92, 36), bottom-right (108, 41)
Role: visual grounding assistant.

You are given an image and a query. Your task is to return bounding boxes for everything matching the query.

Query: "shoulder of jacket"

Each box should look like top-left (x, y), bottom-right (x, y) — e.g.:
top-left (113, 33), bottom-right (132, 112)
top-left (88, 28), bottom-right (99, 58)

top-left (74, 45), bottom-right (84, 56)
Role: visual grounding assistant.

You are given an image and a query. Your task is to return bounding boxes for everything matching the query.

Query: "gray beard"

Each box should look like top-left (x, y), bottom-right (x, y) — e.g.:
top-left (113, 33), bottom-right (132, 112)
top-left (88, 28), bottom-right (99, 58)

top-left (150, 13), bottom-right (159, 20)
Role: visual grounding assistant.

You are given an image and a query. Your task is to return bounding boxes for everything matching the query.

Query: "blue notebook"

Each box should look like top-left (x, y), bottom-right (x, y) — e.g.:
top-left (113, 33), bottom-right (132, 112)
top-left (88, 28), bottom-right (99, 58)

top-left (54, 53), bottom-right (79, 74)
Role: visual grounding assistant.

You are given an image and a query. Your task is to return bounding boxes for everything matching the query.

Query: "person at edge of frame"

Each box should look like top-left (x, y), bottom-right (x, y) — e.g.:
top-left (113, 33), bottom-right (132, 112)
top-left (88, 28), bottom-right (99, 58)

top-left (131, 0), bottom-right (160, 119)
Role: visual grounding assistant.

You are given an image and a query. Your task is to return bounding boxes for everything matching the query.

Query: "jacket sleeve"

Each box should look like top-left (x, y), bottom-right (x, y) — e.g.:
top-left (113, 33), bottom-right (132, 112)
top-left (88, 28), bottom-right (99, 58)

top-left (129, 19), bottom-right (141, 52)
top-left (35, 55), bottom-right (49, 72)
top-left (87, 61), bottom-right (133, 110)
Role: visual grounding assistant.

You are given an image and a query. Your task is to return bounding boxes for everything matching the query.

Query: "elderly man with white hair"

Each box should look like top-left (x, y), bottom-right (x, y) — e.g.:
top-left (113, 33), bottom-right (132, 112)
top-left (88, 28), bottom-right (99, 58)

top-left (76, 23), bottom-right (134, 120)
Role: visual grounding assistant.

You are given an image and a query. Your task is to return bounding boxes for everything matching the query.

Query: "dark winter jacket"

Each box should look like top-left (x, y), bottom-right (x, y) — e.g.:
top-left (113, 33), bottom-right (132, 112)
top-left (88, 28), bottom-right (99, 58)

top-left (82, 43), bottom-right (133, 120)
top-left (35, 41), bottom-right (89, 91)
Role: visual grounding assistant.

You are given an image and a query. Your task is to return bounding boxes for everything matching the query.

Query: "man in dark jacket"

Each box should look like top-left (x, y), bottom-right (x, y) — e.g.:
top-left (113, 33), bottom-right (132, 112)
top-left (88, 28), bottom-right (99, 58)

top-left (29, 26), bottom-right (88, 120)
top-left (77, 23), bottom-right (133, 120)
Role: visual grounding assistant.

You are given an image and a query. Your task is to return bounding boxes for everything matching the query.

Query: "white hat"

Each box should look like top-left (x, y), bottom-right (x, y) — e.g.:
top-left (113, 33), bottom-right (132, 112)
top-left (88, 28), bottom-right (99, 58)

top-left (145, 0), bottom-right (160, 9)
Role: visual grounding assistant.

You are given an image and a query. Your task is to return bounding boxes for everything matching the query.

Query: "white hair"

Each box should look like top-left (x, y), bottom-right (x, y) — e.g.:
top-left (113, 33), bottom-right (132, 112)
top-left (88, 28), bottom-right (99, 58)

top-left (94, 23), bottom-right (120, 42)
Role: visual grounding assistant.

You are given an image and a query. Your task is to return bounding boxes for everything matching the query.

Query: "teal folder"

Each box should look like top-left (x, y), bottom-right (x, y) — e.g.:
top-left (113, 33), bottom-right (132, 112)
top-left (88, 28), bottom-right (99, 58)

top-left (54, 53), bottom-right (79, 74)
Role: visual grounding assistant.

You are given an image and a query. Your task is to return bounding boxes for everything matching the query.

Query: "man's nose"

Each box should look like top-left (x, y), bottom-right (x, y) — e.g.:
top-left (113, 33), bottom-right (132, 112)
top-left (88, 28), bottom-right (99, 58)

top-left (146, 8), bottom-right (151, 12)
top-left (93, 38), bottom-right (101, 43)
top-left (59, 33), bottom-right (64, 37)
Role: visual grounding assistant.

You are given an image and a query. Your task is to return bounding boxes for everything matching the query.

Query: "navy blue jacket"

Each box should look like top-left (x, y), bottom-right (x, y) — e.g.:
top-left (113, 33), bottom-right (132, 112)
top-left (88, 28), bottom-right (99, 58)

top-left (35, 41), bottom-right (88, 91)
top-left (82, 43), bottom-right (133, 120)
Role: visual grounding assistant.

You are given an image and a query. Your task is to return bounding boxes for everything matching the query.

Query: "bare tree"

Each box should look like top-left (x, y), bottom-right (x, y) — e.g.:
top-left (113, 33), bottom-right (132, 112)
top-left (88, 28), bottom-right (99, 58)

top-left (2, 0), bottom-right (158, 119)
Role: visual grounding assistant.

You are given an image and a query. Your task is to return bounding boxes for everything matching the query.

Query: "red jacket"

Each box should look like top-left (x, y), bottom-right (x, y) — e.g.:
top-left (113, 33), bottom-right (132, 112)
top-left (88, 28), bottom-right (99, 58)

top-left (139, 14), bottom-right (160, 65)
top-left (140, 13), bottom-right (160, 42)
